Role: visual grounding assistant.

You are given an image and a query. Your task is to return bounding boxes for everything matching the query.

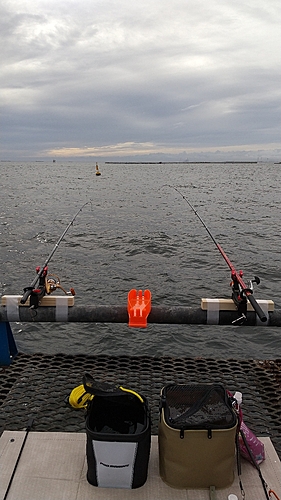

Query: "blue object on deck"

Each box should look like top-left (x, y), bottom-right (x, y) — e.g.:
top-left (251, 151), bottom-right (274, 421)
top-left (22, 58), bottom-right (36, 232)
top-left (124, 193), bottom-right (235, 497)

top-left (0, 322), bottom-right (18, 366)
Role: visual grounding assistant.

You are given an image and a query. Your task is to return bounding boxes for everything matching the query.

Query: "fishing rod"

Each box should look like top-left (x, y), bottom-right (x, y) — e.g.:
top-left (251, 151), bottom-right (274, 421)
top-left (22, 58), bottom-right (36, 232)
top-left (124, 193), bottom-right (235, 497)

top-left (20, 202), bottom-right (89, 308)
top-left (169, 186), bottom-right (267, 324)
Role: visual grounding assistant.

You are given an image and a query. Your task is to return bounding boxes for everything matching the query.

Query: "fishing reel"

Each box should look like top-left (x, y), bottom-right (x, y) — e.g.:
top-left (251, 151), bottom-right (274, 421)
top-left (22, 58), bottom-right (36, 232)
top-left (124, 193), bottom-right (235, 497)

top-left (27, 267), bottom-right (75, 309)
top-left (45, 274), bottom-right (75, 297)
top-left (231, 273), bottom-right (261, 325)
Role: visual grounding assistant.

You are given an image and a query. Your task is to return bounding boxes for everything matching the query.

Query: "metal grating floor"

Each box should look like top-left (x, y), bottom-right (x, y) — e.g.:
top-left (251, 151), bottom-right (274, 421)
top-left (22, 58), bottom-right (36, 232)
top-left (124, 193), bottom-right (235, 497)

top-left (0, 353), bottom-right (281, 458)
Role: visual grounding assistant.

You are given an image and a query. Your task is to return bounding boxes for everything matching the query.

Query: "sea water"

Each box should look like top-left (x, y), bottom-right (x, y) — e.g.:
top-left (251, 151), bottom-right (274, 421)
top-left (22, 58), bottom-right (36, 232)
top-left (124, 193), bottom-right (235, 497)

top-left (0, 161), bottom-right (280, 358)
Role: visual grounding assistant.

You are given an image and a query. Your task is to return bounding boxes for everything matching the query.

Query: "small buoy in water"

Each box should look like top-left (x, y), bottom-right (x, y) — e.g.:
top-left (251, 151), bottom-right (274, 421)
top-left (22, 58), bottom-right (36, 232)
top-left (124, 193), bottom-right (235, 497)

top-left (95, 162), bottom-right (101, 175)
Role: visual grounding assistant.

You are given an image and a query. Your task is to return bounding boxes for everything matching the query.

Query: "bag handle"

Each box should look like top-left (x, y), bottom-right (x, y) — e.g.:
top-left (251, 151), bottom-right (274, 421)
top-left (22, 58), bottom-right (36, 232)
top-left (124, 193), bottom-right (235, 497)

top-left (83, 373), bottom-right (144, 403)
top-left (167, 384), bottom-right (230, 424)
top-left (83, 372), bottom-right (122, 397)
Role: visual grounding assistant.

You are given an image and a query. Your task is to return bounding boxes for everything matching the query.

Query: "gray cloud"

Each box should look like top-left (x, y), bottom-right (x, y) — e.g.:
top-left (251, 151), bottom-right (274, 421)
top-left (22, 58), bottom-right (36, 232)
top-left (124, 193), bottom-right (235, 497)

top-left (1, 0), bottom-right (280, 160)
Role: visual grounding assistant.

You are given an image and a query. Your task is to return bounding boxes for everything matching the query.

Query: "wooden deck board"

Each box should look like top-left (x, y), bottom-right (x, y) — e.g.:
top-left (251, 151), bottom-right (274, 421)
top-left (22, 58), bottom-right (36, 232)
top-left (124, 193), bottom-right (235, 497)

top-left (1, 432), bottom-right (280, 500)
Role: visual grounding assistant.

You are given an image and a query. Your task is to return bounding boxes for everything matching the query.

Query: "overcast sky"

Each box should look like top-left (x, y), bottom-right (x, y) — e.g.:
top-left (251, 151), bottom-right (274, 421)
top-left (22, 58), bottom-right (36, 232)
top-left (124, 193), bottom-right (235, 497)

top-left (1, 0), bottom-right (280, 161)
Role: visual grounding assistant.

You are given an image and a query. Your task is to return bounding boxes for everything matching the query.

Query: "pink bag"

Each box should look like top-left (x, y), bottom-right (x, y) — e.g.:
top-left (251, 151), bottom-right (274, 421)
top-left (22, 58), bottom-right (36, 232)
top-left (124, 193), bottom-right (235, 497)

top-left (234, 392), bottom-right (265, 465)
top-left (239, 421), bottom-right (265, 464)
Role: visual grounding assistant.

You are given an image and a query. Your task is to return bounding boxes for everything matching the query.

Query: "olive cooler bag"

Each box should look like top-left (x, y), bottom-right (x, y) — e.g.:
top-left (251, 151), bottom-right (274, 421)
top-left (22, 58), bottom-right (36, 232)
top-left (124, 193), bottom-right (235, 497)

top-left (158, 383), bottom-right (238, 489)
top-left (84, 374), bottom-right (151, 489)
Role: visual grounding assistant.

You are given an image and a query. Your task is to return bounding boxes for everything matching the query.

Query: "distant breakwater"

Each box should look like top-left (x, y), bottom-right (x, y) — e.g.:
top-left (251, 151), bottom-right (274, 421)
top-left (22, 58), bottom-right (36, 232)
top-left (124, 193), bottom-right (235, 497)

top-left (105, 161), bottom-right (259, 164)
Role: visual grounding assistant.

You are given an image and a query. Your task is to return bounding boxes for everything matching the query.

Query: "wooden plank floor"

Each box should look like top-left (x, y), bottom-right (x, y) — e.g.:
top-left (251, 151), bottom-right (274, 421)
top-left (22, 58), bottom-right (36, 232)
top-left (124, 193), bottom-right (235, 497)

top-left (1, 433), bottom-right (280, 500)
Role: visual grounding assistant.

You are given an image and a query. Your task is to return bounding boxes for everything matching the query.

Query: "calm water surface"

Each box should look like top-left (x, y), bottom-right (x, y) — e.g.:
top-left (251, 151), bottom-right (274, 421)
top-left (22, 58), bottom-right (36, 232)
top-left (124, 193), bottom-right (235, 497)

top-left (1, 161), bottom-right (280, 358)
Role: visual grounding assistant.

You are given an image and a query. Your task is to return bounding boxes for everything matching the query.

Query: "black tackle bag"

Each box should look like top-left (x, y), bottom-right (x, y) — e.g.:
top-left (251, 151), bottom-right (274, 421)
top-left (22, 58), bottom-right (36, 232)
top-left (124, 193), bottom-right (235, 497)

top-left (84, 374), bottom-right (151, 489)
